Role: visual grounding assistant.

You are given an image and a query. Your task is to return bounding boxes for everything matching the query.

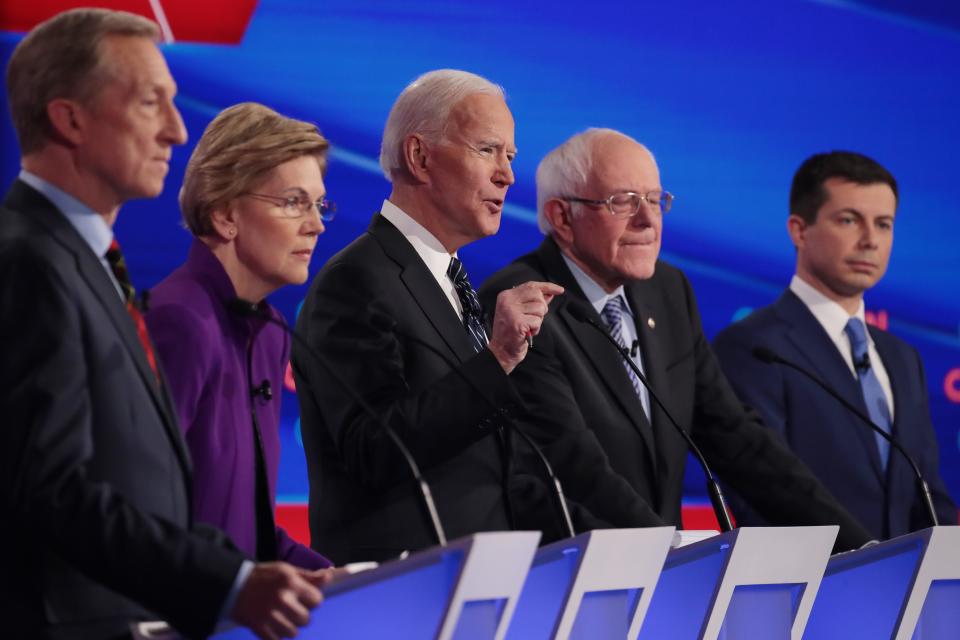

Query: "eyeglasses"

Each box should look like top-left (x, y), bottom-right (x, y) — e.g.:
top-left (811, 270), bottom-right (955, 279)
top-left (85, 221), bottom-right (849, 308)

top-left (242, 192), bottom-right (337, 222)
top-left (561, 190), bottom-right (674, 217)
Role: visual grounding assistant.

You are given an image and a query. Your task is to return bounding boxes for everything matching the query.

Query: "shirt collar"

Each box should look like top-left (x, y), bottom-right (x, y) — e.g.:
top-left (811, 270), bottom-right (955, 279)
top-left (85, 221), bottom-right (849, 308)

top-left (380, 199), bottom-right (455, 282)
top-left (790, 274), bottom-right (868, 343)
top-left (560, 252), bottom-right (630, 316)
top-left (19, 169), bottom-right (113, 259)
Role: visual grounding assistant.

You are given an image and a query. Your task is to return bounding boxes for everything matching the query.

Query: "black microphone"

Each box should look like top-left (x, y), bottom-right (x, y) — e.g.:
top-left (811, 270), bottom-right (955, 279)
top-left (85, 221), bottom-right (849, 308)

top-left (566, 299), bottom-right (734, 533)
top-left (752, 346), bottom-right (939, 527)
top-left (251, 380), bottom-right (272, 401)
top-left (854, 352), bottom-right (871, 373)
top-left (367, 313), bottom-right (577, 539)
top-left (227, 298), bottom-right (448, 546)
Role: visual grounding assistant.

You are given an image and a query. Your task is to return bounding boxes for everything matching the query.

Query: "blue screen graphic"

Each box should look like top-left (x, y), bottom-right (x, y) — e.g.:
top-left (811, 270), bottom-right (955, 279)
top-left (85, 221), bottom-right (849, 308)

top-left (2, 0), bottom-right (958, 509)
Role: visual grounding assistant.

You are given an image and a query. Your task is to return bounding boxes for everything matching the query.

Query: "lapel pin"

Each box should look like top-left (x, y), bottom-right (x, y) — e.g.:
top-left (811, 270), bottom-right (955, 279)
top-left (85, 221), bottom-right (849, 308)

top-left (647, 317), bottom-right (656, 330)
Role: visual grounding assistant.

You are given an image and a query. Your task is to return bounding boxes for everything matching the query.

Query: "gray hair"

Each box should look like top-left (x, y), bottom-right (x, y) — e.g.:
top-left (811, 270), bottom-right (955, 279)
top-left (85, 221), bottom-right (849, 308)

top-left (6, 8), bottom-right (160, 155)
top-left (379, 69), bottom-right (504, 181)
top-left (535, 128), bottom-right (652, 234)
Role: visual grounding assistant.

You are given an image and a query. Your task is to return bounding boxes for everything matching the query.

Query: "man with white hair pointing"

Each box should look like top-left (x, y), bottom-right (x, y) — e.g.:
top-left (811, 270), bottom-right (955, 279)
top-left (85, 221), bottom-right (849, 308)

top-left (294, 70), bottom-right (563, 563)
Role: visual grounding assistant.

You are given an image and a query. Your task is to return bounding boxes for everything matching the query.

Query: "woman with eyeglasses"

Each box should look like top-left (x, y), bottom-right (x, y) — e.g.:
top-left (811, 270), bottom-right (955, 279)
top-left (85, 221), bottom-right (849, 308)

top-left (146, 102), bottom-right (335, 569)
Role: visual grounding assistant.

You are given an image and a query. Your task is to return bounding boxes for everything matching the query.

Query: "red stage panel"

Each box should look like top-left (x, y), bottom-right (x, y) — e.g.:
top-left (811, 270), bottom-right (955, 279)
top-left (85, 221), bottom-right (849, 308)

top-left (0, 0), bottom-right (257, 44)
top-left (275, 503), bottom-right (733, 548)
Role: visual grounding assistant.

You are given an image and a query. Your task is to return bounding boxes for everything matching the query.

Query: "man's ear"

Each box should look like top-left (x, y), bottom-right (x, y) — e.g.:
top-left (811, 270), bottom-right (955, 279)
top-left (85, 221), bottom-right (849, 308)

top-left (544, 198), bottom-right (575, 246)
top-left (787, 214), bottom-right (808, 250)
top-left (209, 204), bottom-right (240, 241)
top-left (401, 134), bottom-right (431, 183)
top-left (45, 98), bottom-right (87, 146)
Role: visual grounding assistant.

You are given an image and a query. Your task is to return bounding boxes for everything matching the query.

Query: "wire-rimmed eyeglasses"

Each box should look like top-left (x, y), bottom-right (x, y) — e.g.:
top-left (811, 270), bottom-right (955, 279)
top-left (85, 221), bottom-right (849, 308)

top-left (242, 192), bottom-right (337, 222)
top-left (561, 190), bottom-right (674, 217)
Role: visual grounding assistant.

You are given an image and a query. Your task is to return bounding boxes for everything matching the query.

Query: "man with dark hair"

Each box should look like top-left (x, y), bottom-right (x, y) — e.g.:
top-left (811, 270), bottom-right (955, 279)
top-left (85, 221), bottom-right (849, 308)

top-left (1, 9), bottom-right (332, 639)
top-left (714, 150), bottom-right (956, 539)
top-left (789, 151), bottom-right (898, 224)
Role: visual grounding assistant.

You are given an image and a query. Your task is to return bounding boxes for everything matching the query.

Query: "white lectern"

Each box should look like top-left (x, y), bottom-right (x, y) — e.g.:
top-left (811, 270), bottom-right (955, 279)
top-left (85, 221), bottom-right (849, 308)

top-left (638, 526), bottom-right (839, 639)
top-left (804, 525), bottom-right (960, 639)
top-left (209, 531), bottom-right (541, 640)
top-left (505, 527), bottom-right (675, 639)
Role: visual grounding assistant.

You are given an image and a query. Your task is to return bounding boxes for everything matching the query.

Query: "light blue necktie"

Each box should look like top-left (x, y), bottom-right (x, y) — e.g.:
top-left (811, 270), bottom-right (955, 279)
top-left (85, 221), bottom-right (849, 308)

top-left (844, 318), bottom-right (892, 470)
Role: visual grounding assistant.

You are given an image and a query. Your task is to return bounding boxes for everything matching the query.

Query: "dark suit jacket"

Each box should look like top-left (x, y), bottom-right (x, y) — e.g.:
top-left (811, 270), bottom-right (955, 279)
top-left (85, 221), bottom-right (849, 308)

top-left (479, 237), bottom-right (872, 551)
top-left (0, 180), bottom-right (245, 639)
top-left (293, 214), bottom-right (526, 564)
top-left (712, 289), bottom-right (957, 539)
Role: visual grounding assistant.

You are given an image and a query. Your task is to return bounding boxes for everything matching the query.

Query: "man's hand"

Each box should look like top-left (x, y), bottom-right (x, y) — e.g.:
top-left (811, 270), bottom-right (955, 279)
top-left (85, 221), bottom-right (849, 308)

top-left (299, 566), bottom-right (352, 588)
top-left (232, 562), bottom-right (324, 640)
top-left (488, 281), bottom-right (564, 373)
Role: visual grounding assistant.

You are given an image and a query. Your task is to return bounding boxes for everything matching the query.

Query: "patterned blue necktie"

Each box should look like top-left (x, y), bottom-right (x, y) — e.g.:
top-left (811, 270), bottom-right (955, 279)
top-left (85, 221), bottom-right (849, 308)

top-left (600, 295), bottom-right (650, 419)
top-left (844, 318), bottom-right (892, 470)
top-left (447, 257), bottom-right (488, 353)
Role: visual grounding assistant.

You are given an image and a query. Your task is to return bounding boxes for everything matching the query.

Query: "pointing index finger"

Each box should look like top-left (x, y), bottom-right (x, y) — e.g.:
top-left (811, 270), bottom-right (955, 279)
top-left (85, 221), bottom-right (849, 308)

top-left (527, 281), bottom-right (564, 303)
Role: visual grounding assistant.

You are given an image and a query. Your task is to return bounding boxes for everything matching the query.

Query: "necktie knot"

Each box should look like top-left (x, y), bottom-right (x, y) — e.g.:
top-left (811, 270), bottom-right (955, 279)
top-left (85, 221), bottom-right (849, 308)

top-left (105, 238), bottom-right (136, 305)
top-left (600, 295), bottom-right (627, 334)
top-left (844, 318), bottom-right (869, 360)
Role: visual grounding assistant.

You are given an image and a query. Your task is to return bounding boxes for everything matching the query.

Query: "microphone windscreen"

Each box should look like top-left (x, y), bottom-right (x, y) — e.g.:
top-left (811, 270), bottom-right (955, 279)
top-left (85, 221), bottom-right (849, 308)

top-left (227, 298), bottom-right (261, 318)
top-left (565, 299), bottom-right (595, 324)
top-left (752, 345), bottom-right (779, 364)
top-left (368, 310), bottom-right (398, 333)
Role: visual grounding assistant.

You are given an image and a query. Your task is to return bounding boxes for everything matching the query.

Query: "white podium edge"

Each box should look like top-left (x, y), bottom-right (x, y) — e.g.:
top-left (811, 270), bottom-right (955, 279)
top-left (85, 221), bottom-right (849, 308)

top-left (893, 525), bottom-right (960, 640)
top-left (698, 526), bottom-right (838, 640)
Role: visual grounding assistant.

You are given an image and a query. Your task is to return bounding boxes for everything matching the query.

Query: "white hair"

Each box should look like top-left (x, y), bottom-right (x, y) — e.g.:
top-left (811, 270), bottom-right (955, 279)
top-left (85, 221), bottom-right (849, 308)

top-left (535, 128), bottom-right (654, 234)
top-left (379, 69), bottom-right (504, 181)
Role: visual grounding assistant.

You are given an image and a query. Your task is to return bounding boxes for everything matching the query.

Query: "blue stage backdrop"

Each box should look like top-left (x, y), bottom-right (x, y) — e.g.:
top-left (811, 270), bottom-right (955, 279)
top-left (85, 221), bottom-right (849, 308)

top-left (2, 0), bottom-right (958, 510)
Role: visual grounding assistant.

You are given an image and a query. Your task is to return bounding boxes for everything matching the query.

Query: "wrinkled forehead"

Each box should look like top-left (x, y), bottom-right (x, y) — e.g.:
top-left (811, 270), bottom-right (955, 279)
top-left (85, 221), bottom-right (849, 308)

top-left (445, 92), bottom-right (514, 138)
top-left (587, 136), bottom-right (660, 193)
top-left (95, 35), bottom-right (174, 93)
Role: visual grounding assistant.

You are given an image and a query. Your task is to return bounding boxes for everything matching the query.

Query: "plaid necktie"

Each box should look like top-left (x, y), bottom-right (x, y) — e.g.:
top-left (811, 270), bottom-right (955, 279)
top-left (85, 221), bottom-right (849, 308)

top-left (105, 239), bottom-right (159, 383)
top-left (447, 256), bottom-right (488, 353)
top-left (845, 318), bottom-right (892, 469)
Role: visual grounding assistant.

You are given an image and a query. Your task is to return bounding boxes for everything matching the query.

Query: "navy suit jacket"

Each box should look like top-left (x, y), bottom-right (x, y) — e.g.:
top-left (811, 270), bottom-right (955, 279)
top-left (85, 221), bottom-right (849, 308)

top-left (713, 289), bottom-right (956, 539)
top-left (0, 180), bottom-right (245, 639)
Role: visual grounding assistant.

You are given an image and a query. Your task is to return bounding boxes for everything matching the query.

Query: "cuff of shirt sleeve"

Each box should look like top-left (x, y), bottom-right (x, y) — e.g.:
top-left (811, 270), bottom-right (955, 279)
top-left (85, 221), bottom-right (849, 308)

top-left (221, 559), bottom-right (255, 622)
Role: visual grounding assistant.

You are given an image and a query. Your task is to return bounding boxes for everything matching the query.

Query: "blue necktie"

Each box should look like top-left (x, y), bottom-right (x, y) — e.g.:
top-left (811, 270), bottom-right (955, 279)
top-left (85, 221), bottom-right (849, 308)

top-left (600, 296), bottom-right (650, 419)
top-left (844, 318), bottom-right (892, 470)
top-left (447, 257), bottom-right (488, 353)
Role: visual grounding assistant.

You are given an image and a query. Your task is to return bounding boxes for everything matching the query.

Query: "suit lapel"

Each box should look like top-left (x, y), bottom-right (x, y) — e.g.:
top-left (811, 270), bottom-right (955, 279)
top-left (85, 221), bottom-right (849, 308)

top-left (368, 214), bottom-right (476, 363)
top-left (777, 290), bottom-right (885, 481)
top-left (624, 280), bottom-right (677, 487)
top-left (7, 181), bottom-right (192, 475)
top-left (536, 239), bottom-right (660, 473)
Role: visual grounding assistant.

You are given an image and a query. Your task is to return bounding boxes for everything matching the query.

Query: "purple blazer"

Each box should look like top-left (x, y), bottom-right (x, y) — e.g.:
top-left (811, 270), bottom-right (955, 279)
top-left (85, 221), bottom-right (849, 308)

top-left (146, 240), bottom-right (330, 569)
